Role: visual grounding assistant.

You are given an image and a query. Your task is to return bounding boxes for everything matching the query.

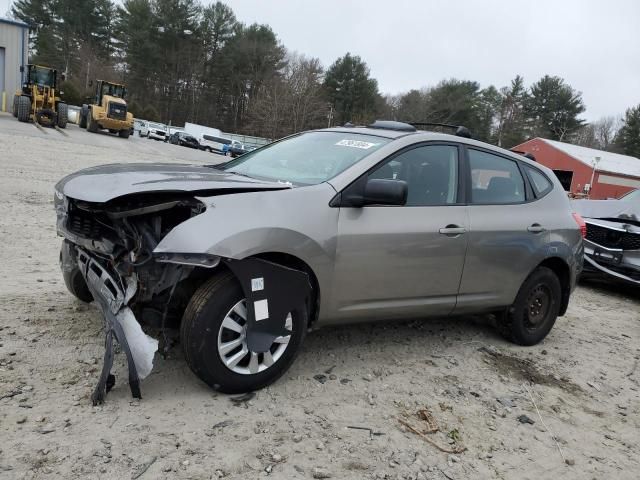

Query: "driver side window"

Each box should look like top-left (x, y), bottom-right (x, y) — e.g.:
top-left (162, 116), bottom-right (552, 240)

top-left (368, 145), bottom-right (459, 206)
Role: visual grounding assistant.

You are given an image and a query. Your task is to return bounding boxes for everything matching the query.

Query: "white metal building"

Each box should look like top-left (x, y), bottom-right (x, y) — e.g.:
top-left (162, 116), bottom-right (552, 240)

top-left (0, 17), bottom-right (29, 113)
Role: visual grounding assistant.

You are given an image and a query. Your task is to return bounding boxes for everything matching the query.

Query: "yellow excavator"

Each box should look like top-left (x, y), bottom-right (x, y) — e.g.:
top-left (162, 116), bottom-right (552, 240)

top-left (79, 80), bottom-right (134, 138)
top-left (13, 64), bottom-right (67, 128)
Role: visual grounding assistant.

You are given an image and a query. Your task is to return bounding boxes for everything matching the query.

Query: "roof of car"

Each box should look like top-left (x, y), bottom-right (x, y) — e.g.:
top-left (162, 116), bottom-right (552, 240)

top-left (320, 125), bottom-right (540, 167)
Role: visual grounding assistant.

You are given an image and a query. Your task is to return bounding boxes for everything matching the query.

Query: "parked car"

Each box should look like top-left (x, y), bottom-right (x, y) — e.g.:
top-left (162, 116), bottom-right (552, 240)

top-left (54, 120), bottom-right (584, 399)
top-left (168, 131), bottom-right (201, 149)
top-left (164, 126), bottom-right (184, 142)
top-left (572, 189), bottom-right (639, 285)
top-left (147, 122), bottom-right (167, 141)
top-left (133, 119), bottom-right (144, 135)
top-left (137, 120), bottom-right (149, 137)
top-left (223, 140), bottom-right (249, 157)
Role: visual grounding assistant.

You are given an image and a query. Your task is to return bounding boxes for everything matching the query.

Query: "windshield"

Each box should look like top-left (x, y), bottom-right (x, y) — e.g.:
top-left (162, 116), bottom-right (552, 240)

top-left (150, 123), bottom-right (165, 129)
top-left (619, 189), bottom-right (639, 202)
top-left (220, 131), bottom-right (391, 185)
top-left (30, 66), bottom-right (55, 87)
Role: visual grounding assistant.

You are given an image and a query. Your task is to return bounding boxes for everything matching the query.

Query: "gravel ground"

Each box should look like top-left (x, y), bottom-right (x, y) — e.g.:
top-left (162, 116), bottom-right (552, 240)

top-left (0, 113), bottom-right (639, 480)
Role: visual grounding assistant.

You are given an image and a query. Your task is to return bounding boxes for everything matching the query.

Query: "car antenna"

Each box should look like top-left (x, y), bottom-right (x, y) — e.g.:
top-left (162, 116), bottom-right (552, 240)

top-left (408, 122), bottom-right (472, 139)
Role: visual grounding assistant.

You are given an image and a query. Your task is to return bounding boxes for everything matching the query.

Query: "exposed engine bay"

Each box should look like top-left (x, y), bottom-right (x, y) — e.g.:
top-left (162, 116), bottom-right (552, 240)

top-left (56, 185), bottom-right (310, 403)
top-left (57, 193), bottom-right (211, 402)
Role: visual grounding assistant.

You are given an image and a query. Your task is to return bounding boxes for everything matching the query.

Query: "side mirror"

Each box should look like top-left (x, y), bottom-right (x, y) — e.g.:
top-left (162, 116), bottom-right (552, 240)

top-left (20, 66), bottom-right (24, 73)
top-left (341, 178), bottom-right (408, 207)
top-left (363, 178), bottom-right (408, 206)
top-left (60, 73), bottom-right (66, 82)
top-left (88, 80), bottom-right (93, 87)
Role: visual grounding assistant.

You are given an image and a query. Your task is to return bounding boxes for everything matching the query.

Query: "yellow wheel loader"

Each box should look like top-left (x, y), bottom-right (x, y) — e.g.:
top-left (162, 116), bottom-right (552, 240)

top-left (13, 64), bottom-right (68, 128)
top-left (79, 80), bottom-right (134, 138)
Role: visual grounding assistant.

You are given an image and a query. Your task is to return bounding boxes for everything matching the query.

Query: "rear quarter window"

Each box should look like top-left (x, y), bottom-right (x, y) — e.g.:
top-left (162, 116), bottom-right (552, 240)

top-left (525, 165), bottom-right (553, 197)
top-left (468, 149), bottom-right (526, 204)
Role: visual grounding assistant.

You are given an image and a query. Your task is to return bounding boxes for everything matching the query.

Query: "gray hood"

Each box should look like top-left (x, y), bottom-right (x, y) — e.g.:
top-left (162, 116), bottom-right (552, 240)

top-left (55, 163), bottom-right (289, 203)
top-left (571, 198), bottom-right (640, 221)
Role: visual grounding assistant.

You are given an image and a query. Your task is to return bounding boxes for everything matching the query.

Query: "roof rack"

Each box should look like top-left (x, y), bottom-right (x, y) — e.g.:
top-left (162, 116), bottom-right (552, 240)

top-left (409, 122), bottom-right (472, 139)
top-left (363, 120), bottom-right (472, 138)
top-left (367, 120), bottom-right (416, 132)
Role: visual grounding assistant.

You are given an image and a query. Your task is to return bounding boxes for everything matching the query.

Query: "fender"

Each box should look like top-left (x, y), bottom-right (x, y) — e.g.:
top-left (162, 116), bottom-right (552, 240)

top-left (224, 258), bottom-right (311, 352)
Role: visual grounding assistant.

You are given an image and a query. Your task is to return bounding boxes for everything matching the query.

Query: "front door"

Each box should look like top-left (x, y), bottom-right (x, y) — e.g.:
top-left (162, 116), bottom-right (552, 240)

top-left (331, 143), bottom-right (468, 321)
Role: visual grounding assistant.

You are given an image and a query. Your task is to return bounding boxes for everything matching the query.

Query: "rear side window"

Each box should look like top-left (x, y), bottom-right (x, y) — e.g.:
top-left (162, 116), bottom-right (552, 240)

top-left (469, 149), bottom-right (525, 204)
top-left (525, 165), bottom-right (553, 197)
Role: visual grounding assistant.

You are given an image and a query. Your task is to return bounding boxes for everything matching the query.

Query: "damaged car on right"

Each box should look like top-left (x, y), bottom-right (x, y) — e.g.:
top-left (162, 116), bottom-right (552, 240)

top-left (573, 189), bottom-right (640, 285)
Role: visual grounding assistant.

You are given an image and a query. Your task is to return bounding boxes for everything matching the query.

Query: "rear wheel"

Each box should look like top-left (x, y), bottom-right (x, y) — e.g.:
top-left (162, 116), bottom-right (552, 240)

top-left (12, 95), bottom-right (18, 117)
top-left (57, 102), bottom-right (68, 128)
top-left (17, 96), bottom-right (31, 122)
top-left (497, 266), bottom-right (561, 346)
top-left (180, 270), bottom-right (306, 393)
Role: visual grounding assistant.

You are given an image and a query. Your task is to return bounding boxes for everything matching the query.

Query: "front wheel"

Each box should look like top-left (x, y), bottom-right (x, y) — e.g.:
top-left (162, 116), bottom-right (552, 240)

top-left (180, 271), bottom-right (306, 393)
top-left (17, 95), bottom-right (31, 122)
top-left (12, 95), bottom-right (18, 117)
top-left (87, 110), bottom-right (99, 133)
top-left (119, 128), bottom-right (130, 139)
top-left (60, 242), bottom-right (93, 303)
top-left (497, 266), bottom-right (561, 346)
top-left (79, 105), bottom-right (89, 128)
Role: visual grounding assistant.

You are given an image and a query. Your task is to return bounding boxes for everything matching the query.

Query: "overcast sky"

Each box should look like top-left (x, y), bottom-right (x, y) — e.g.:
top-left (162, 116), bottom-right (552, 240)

top-left (2, 0), bottom-right (638, 120)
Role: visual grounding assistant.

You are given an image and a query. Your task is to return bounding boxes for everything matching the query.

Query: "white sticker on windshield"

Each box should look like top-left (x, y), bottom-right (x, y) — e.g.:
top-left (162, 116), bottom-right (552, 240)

top-left (335, 139), bottom-right (378, 149)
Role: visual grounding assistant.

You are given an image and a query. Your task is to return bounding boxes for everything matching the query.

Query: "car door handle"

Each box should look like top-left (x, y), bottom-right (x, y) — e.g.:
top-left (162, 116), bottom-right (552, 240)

top-left (439, 225), bottom-right (466, 236)
top-left (527, 224), bottom-right (546, 233)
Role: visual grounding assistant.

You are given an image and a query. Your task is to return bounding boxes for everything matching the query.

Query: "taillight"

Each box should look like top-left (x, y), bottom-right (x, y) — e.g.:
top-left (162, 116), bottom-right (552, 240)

top-left (572, 212), bottom-right (587, 238)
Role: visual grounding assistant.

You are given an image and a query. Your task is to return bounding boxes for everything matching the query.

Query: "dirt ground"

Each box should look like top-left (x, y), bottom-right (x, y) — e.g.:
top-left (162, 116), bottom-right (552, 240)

top-left (1, 113), bottom-right (639, 480)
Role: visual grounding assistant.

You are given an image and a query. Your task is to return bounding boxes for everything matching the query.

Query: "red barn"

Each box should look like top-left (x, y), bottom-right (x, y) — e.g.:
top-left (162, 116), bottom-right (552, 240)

top-left (512, 138), bottom-right (640, 199)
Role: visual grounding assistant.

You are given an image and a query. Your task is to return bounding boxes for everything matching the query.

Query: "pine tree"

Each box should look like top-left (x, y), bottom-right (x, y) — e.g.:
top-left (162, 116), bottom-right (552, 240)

top-left (615, 105), bottom-right (640, 158)
top-left (527, 75), bottom-right (585, 141)
top-left (324, 53), bottom-right (380, 125)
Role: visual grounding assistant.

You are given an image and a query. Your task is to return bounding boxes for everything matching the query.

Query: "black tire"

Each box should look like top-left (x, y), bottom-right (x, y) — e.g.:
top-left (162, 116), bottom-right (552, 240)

top-left (17, 95), bottom-right (31, 122)
top-left (79, 105), bottom-right (89, 128)
top-left (59, 243), bottom-right (93, 303)
top-left (12, 95), bottom-right (18, 117)
top-left (57, 102), bottom-right (68, 128)
top-left (87, 109), bottom-right (99, 133)
top-left (180, 270), bottom-right (307, 393)
top-left (497, 266), bottom-right (561, 346)
top-left (119, 128), bottom-right (130, 139)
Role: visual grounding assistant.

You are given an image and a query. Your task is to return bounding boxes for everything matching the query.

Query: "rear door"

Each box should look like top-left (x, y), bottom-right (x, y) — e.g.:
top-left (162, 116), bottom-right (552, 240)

top-left (331, 143), bottom-right (469, 321)
top-left (455, 147), bottom-right (549, 312)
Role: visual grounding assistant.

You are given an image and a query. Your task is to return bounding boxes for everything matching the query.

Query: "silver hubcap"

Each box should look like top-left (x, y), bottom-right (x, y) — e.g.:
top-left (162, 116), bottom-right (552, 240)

top-left (217, 300), bottom-right (292, 375)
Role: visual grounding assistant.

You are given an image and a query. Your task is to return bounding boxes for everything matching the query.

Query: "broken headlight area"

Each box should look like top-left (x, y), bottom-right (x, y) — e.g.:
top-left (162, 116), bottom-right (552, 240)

top-left (57, 194), bottom-right (209, 403)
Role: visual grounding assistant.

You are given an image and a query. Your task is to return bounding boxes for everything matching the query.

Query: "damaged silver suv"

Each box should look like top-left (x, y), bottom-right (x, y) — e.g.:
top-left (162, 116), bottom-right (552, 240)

top-left (55, 121), bottom-right (584, 402)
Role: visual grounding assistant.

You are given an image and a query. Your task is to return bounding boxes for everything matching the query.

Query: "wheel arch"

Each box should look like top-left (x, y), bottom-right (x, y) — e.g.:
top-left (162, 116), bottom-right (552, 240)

top-left (249, 252), bottom-right (321, 327)
top-left (181, 251), bottom-right (322, 328)
top-left (535, 256), bottom-right (571, 316)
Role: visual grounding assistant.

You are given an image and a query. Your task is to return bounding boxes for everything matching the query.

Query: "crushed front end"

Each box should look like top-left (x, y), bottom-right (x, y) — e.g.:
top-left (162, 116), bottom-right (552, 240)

top-left (583, 218), bottom-right (640, 285)
top-left (55, 190), bottom-right (212, 403)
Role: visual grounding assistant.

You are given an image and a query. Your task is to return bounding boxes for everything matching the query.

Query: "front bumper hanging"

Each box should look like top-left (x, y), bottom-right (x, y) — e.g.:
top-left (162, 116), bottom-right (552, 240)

top-left (76, 250), bottom-right (158, 404)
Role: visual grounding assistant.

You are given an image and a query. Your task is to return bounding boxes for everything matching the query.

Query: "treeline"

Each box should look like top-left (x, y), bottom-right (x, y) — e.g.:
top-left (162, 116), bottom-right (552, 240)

top-left (10, 0), bottom-right (640, 156)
